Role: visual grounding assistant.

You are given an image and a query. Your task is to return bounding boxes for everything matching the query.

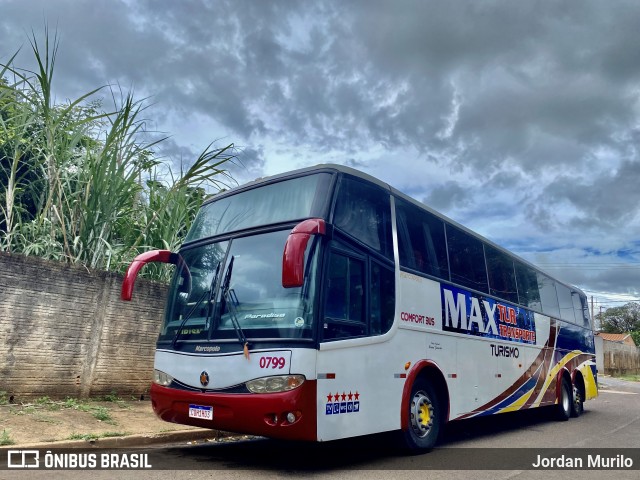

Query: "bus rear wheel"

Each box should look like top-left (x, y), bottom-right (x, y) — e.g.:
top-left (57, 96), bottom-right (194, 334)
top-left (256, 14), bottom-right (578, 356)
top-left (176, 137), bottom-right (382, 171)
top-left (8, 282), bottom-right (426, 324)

top-left (556, 377), bottom-right (572, 421)
top-left (402, 378), bottom-right (442, 452)
top-left (571, 382), bottom-right (584, 417)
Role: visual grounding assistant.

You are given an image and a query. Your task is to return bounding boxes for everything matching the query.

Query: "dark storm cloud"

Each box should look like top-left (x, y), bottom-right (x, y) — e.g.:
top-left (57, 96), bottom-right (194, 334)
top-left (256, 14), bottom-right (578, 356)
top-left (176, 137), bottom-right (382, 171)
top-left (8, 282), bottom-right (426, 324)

top-left (5, 0), bottom-right (639, 167)
top-left (540, 160), bottom-right (640, 229)
top-left (1, 0), bottom-right (639, 297)
top-left (423, 181), bottom-right (471, 212)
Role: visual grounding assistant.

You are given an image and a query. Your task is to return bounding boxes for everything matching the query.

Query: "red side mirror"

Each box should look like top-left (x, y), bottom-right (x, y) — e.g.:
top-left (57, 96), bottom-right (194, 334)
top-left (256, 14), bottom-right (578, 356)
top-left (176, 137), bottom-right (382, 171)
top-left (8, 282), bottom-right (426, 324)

top-left (121, 250), bottom-right (189, 301)
top-left (282, 218), bottom-right (326, 288)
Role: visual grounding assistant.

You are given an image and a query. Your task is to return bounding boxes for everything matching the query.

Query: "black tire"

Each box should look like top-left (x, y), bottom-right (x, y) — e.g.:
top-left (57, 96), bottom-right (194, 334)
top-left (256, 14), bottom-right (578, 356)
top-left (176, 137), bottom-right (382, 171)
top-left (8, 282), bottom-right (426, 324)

top-left (401, 378), bottom-right (442, 452)
top-left (571, 382), bottom-right (584, 417)
top-left (556, 377), bottom-right (572, 421)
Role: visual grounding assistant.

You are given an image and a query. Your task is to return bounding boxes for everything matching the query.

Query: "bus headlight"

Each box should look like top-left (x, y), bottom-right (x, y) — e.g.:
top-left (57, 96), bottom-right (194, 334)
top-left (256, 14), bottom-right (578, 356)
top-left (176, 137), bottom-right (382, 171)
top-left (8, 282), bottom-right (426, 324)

top-left (154, 369), bottom-right (174, 386)
top-left (246, 375), bottom-right (305, 393)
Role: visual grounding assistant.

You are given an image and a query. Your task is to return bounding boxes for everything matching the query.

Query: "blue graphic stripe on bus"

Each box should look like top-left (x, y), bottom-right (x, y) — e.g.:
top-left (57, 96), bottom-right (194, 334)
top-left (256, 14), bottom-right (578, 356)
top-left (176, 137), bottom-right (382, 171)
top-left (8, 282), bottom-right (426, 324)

top-left (482, 374), bottom-right (540, 416)
top-left (554, 323), bottom-right (596, 354)
top-left (441, 285), bottom-right (537, 344)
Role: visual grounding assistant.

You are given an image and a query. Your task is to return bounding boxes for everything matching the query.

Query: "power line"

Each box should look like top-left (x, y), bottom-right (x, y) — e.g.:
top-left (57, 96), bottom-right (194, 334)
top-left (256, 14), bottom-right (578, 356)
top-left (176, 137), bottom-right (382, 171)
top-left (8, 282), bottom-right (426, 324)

top-left (592, 299), bottom-right (640, 303)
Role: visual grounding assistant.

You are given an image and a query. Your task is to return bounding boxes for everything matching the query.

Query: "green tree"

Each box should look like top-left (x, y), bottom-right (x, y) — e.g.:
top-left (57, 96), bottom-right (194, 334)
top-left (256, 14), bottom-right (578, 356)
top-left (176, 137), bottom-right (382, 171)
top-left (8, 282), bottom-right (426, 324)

top-left (596, 302), bottom-right (640, 336)
top-left (0, 75), bottom-right (47, 244)
top-left (1, 29), bottom-right (235, 276)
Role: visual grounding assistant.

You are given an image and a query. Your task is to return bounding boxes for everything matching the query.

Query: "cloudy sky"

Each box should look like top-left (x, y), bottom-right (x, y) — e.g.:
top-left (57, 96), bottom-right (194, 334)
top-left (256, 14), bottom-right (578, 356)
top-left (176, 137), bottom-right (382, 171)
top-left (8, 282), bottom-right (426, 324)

top-left (1, 0), bottom-right (639, 309)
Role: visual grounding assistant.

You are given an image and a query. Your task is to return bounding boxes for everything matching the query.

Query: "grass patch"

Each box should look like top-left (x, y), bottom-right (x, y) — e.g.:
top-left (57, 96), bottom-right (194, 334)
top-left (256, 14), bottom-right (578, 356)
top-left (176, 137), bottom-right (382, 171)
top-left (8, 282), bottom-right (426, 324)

top-left (91, 406), bottom-right (115, 424)
top-left (617, 374), bottom-right (640, 382)
top-left (102, 391), bottom-right (121, 403)
top-left (0, 429), bottom-right (14, 446)
top-left (63, 397), bottom-right (83, 409)
top-left (101, 392), bottom-right (130, 409)
top-left (5, 397), bottom-right (118, 425)
top-left (0, 391), bottom-right (8, 406)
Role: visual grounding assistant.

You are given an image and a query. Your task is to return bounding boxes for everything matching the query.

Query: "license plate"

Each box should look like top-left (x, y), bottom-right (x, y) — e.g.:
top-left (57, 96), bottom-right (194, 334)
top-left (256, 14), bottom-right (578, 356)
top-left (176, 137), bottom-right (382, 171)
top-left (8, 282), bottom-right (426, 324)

top-left (188, 404), bottom-right (213, 420)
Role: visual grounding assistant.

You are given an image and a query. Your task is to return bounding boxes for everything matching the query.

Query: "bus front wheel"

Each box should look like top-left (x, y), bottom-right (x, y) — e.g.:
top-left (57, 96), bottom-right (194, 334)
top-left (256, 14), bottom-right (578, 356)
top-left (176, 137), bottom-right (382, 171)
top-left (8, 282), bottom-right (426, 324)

top-left (402, 378), bottom-right (442, 451)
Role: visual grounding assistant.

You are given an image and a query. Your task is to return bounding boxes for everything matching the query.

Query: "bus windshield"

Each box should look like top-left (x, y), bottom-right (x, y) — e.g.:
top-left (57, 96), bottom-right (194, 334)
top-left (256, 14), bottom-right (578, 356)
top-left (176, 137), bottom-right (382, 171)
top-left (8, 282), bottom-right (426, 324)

top-left (159, 229), bottom-right (320, 343)
top-left (185, 173), bottom-right (332, 242)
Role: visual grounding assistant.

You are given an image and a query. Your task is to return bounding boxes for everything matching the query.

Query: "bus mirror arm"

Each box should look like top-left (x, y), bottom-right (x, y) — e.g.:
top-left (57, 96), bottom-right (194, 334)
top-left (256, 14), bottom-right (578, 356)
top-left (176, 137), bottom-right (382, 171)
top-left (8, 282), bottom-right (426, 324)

top-left (282, 218), bottom-right (327, 288)
top-left (121, 250), bottom-right (190, 301)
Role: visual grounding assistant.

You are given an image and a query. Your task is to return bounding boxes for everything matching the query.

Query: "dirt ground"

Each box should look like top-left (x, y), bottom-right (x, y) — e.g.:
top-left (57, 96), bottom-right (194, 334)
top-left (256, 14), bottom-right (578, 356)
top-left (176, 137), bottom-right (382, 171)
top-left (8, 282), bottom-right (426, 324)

top-left (0, 396), bottom-right (209, 446)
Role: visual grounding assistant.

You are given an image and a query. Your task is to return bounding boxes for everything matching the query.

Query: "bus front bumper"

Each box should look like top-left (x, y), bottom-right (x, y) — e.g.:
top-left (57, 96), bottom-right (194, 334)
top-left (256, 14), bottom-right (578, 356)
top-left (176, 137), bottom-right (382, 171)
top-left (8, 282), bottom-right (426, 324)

top-left (150, 380), bottom-right (317, 441)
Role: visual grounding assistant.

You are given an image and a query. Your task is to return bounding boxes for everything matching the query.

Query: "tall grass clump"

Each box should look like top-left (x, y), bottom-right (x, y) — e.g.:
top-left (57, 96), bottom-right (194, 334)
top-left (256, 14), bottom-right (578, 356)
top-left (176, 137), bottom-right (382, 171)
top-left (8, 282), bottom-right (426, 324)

top-left (0, 29), bottom-right (235, 278)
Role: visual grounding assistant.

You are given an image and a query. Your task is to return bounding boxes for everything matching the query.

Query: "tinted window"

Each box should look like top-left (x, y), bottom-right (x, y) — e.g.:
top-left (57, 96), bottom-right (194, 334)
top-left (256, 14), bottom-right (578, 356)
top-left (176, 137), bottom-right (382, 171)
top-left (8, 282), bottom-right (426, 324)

top-left (370, 262), bottom-right (395, 335)
top-left (186, 173), bottom-right (332, 241)
top-left (446, 225), bottom-right (489, 293)
top-left (486, 245), bottom-right (518, 304)
top-left (537, 273), bottom-right (560, 317)
top-left (556, 283), bottom-right (576, 323)
top-left (323, 244), bottom-right (395, 341)
top-left (160, 241), bottom-right (229, 342)
top-left (574, 293), bottom-right (591, 328)
top-left (396, 198), bottom-right (448, 280)
top-left (515, 262), bottom-right (542, 311)
top-left (324, 251), bottom-right (366, 339)
top-left (333, 177), bottom-right (393, 258)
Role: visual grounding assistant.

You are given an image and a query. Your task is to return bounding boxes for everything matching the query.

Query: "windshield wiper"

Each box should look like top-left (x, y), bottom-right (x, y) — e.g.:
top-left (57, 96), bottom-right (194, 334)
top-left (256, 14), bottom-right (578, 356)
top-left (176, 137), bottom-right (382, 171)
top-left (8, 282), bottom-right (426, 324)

top-left (221, 256), bottom-right (251, 358)
top-left (171, 261), bottom-right (221, 349)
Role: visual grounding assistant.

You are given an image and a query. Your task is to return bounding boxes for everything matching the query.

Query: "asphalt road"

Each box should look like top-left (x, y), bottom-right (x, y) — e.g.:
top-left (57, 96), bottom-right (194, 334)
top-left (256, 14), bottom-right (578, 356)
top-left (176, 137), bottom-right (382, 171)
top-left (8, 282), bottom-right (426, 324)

top-left (6, 376), bottom-right (639, 480)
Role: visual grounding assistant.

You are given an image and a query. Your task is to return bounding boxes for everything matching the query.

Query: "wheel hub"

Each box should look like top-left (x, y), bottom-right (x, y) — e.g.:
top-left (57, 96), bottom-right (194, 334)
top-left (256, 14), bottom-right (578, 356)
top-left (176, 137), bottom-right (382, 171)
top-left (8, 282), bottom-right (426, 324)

top-left (410, 391), bottom-right (434, 438)
top-left (573, 386), bottom-right (582, 408)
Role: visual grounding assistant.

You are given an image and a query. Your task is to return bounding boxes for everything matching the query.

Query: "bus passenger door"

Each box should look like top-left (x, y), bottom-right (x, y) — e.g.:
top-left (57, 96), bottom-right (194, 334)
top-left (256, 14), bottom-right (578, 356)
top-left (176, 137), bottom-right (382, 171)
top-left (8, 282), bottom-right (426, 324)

top-left (316, 242), bottom-right (399, 441)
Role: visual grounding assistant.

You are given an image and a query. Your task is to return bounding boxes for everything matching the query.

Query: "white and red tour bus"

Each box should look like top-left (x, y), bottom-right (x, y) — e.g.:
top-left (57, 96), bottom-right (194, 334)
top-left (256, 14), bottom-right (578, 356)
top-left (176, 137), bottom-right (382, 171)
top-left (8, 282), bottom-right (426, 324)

top-left (122, 164), bottom-right (597, 451)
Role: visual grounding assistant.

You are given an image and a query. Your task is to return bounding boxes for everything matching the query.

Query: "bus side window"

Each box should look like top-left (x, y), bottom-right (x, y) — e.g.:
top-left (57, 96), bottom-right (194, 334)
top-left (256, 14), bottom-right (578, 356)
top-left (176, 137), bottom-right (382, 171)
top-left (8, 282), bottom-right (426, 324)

top-left (324, 251), bottom-right (366, 339)
top-left (581, 295), bottom-right (592, 328)
top-left (571, 290), bottom-right (589, 327)
top-left (486, 245), bottom-right (519, 304)
top-left (333, 176), bottom-right (393, 259)
top-left (557, 283), bottom-right (577, 323)
top-left (396, 198), bottom-right (448, 280)
top-left (515, 262), bottom-right (542, 311)
top-left (323, 247), bottom-right (395, 341)
top-left (370, 261), bottom-right (395, 335)
top-left (446, 224), bottom-right (489, 293)
top-left (537, 273), bottom-right (560, 318)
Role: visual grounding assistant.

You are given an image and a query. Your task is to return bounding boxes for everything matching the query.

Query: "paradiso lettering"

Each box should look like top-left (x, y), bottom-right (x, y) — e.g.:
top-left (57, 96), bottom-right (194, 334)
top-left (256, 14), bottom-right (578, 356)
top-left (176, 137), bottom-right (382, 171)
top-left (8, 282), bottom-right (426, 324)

top-left (441, 286), bottom-right (536, 344)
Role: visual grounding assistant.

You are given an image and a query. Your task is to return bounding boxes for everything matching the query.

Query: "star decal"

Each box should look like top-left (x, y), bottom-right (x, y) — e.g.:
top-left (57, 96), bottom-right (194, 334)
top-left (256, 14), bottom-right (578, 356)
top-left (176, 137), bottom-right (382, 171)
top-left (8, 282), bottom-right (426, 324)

top-left (354, 391), bottom-right (360, 400)
top-left (348, 391), bottom-right (353, 400)
top-left (327, 393), bottom-right (333, 402)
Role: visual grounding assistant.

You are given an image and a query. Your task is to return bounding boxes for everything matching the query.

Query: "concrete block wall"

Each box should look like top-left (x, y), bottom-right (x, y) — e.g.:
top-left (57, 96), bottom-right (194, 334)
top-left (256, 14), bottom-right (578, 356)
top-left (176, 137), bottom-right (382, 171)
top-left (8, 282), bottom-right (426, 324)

top-left (0, 252), bottom-right (167, 401)
top-left (603, 340), bottom-right (640, 376)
